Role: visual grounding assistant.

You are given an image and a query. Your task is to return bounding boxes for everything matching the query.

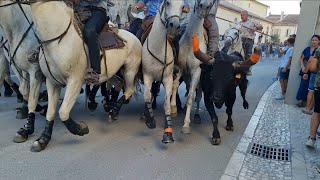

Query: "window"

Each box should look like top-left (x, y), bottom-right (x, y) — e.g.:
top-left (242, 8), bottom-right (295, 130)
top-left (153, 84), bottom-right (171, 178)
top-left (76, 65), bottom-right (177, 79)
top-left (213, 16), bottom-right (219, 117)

top-left (286, 29), bottom-right (291, 37)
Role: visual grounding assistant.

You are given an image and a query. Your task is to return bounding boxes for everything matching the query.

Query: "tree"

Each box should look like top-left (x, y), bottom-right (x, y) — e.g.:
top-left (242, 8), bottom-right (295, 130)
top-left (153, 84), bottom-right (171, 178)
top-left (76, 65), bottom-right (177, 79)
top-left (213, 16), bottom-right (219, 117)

top-left (271, 34), bottom-right (280, 43)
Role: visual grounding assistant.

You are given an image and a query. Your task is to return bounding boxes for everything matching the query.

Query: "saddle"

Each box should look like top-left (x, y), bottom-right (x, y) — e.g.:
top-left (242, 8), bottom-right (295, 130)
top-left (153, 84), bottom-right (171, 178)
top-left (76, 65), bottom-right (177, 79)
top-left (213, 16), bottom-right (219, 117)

top-left (74, 7), bottom-right (126, 51)
top-left (140, 16), bottom-right (155, 44)
top-left (140, 16), bottom-right (177, 62)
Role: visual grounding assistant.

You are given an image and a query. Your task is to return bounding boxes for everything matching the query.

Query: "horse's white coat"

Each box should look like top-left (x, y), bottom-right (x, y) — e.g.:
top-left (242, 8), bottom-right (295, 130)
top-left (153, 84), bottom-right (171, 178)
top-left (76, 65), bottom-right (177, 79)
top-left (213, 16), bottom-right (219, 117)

top-left (142, 0), bottom-right (184, 121)
top-left (29, 2), bottom-right (142, 122)
top-left (0, 3), bottom-right (42, 114)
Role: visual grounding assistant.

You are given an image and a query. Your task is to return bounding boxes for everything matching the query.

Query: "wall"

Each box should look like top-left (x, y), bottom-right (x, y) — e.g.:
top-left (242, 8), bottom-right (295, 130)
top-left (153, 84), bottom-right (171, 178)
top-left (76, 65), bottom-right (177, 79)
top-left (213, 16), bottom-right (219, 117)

top-left (272, 25), bottom-right (298, 43)
top-left (286, 0), bottom-right (320, 104)
top-left (108, 0), bottom-right (137, 25)
top-left (225, 0), bottom-right (268, 17)
top-left (214, 5), bottom-right (272, 44)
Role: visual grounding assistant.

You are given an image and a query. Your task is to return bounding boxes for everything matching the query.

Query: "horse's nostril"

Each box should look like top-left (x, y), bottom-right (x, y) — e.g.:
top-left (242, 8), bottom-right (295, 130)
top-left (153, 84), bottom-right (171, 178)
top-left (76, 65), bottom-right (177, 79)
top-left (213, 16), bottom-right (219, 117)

top-left (200, 3), bottom-right (203, 8)
top-left (170, 22), bottom-right (173, 27)
top-left (177, 25), bottom-right (181, 29)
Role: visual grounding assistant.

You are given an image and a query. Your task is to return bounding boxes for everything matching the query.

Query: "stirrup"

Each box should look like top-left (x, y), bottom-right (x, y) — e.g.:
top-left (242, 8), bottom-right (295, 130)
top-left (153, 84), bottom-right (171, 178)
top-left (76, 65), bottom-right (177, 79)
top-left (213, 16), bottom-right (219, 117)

top-left (85, 69), bottom-right (100, 84)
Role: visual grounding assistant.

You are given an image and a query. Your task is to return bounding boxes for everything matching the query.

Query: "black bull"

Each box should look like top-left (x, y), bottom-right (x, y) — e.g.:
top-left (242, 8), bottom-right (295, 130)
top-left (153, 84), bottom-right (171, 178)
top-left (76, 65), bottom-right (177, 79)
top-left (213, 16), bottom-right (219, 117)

top-left (200, 51), bottom-right (249, 145)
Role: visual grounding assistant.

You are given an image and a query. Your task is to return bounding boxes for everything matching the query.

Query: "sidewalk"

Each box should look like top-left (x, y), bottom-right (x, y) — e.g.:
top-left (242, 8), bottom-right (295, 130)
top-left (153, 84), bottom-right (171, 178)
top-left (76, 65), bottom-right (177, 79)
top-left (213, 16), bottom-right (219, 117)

top-left (221, 81), bottom-right (320, 180)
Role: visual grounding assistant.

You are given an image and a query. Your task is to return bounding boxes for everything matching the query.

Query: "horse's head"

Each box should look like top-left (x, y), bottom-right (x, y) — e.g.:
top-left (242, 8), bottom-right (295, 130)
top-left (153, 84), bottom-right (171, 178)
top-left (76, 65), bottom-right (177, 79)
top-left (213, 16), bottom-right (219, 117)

top-left (194, 0), bottom-right (215, 18)
top-left (221, 23), bottom-right (242, 53)
top-left (159, 0), bottom-right (185, 37)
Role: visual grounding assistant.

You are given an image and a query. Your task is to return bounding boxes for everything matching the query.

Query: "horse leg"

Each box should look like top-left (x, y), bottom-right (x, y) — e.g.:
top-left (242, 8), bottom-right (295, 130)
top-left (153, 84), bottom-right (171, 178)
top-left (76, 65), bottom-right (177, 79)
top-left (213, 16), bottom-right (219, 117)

top-left (193, 86), bottom-right (202, 124)
top-left (87, 84), bottom-right (100, 112)
top-left (225, 90), bottom-right (236, 131)
top-left (30, 79), bottom-right (61, 152)
top-left (162, 76), bottom-right (174, 143)
top-left (59, 79), bottom-right (89, 136)
top-left (109, 68), bottom-right (136, 120)
top-left (15, 72), bottom-right (29, 119)
top-left (108, 86), bottom-right (121, 120)
top-left (204, 93), bottom-right (221, 145)
top-left (13, 71), bottom-right (41, 143)
top-left (171, 71), bottom-right (181, 117)
top-left (151, 81), bottom-right (160, 109)
top-left (143, 74), bottom-right (156, 129)
top-left (1, 67), bottom-right (23, 102)
top-left (101, 82), bottom-right (112, 113)
top-left (181, 68), bottom-right (201, 134)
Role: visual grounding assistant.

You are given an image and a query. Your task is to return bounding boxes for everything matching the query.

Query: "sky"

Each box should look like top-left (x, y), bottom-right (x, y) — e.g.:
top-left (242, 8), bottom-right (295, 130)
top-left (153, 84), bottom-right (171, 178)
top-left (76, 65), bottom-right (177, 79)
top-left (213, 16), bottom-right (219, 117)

top-left (258, 0), bottom-right (301, 14)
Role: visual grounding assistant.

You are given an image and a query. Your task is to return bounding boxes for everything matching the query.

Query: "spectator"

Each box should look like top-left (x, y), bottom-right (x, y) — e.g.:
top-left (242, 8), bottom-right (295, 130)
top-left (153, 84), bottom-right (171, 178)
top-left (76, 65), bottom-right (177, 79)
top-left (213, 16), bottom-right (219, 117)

top-left (296, 35), bottom-right (320, 108)
top-left (302, 35), bottom-right (320, 115)
top-left (305, 47), bottom-right (320, 148)
top-left (275, 37), bottom-right (295, 100)
top-left (124, 22), bottom-right (130, 30)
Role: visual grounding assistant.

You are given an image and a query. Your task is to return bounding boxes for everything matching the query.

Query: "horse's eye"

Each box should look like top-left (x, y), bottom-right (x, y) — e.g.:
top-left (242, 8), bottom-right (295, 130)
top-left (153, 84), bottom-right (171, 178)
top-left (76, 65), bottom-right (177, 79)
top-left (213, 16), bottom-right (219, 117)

top-left (166, 1), bottom-right (170, 6)
top-left (235, 32), bottom-right (238, 36)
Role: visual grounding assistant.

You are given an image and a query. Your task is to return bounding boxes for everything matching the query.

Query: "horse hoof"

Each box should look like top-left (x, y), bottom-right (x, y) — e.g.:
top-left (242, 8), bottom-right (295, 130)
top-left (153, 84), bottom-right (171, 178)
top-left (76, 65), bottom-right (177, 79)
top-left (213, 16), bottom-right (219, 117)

top-left (181, 127), bottom-right (191, 134)
top-left (13, 132), bottom-right (28, 143)
top-left (162, 132), bottom-right (174, 144)
top-left (211, 137), bottom-right (221, 145)
top-left (194, 114), bottom-right (201, 124)
top-left (30, 141), bottom-right (45, 152)
top-left (109, 108), bottom-right (119, 121)
top-left (225, 126), bottom-right (234, 131)
top-left (78, 121), bottom-right (89, 136)
top-left (145, 120), bottom-right (156, 129)
top-left (88, 101), bottom-right (98, 112)
top-left (16, 108), bottom-right (28, 119)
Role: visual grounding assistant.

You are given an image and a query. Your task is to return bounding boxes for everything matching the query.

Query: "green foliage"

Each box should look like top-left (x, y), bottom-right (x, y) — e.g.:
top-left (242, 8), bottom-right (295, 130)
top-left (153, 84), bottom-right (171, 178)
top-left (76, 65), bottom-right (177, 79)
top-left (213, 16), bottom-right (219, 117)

top-left (271, 34), bottom-right (280, 43)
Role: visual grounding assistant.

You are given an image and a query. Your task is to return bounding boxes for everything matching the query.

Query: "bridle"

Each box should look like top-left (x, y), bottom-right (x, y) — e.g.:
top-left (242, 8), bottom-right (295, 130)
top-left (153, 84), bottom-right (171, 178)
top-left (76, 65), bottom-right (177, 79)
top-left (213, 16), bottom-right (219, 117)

top-left (0, 0), bottom-right (73, 86)
top-left (159, 0), bottom-right (182, 28)
top-left (225, 27), bottom-right (240, 45)
top-left (194, 0), bottom-right (215, 17)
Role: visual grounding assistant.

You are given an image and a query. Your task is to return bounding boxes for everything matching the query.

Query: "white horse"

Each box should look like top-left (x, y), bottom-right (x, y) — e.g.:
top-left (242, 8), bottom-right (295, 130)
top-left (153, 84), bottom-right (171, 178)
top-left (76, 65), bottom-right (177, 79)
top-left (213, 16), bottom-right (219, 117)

top-left (26, 1), bottom-right (141, 152)
top-left (171, 0), bottom-right (214, 134)
top-left (141, 0), bottom-right (185, 144)
top-left (0, 3), bottom-right (45, 140)
top-left (220, 23), bottom-right (243, 55)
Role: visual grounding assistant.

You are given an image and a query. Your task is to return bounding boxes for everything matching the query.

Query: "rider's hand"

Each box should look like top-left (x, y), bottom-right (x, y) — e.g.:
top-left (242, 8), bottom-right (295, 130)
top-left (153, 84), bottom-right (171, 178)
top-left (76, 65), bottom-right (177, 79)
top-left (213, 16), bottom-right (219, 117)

top-left (182, 5), bottom-right (190, 13)
top-left (132, 5), bottom-right (139, 13)
top-left (252, 27), bottom-right (257, 32)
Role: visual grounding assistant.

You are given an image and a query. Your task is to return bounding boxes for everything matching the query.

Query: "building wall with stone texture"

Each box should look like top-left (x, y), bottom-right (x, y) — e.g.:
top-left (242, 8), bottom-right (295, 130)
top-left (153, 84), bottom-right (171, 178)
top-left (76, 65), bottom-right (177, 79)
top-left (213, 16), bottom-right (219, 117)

top-left (271, 25), bottom-right (298, 43)
top-left (108, 0), bottom-right (138, 25)
top-left (225, 0), bottom-right (269, 18)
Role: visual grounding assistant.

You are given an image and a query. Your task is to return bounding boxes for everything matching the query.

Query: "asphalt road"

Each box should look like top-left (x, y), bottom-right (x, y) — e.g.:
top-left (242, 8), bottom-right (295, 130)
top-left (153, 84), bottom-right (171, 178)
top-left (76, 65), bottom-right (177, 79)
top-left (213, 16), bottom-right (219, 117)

top-left (0, 57), bottom-right (279, 180)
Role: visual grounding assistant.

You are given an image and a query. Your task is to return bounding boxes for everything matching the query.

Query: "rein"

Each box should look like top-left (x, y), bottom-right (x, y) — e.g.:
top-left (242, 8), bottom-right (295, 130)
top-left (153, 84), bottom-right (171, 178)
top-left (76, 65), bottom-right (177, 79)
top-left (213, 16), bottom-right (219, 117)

top-left (159, 0), bottom-right (181, 28)
top-left (14, 0), bottom-right (72, 86)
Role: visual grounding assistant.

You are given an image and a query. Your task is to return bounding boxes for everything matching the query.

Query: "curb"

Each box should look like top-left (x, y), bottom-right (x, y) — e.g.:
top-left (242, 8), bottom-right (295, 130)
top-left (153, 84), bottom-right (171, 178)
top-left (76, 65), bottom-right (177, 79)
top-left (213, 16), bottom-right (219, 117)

top-left (220, 80), bottom-right (278, 180)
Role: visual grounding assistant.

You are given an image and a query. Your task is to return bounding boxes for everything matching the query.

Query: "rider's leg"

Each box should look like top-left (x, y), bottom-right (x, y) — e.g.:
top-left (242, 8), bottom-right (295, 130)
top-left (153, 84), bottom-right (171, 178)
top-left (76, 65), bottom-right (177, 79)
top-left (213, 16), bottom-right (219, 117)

top-left (83, 9), bottom-right (107, 82)
top-left (206, 14), bottom-right (219, 58)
